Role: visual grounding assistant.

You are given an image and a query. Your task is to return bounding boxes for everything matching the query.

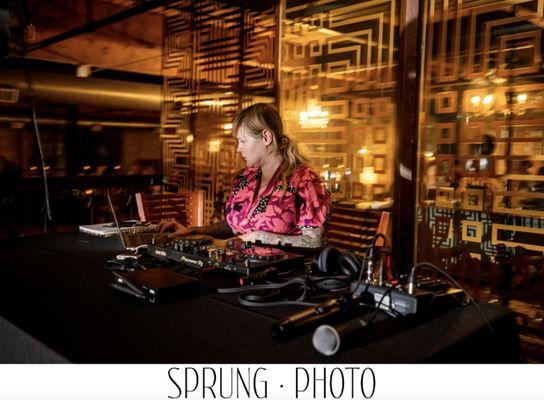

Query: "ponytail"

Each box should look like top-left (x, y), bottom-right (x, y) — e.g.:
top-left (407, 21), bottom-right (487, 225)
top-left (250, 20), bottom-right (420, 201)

top-left (279, 136), bottom-right (308, 177)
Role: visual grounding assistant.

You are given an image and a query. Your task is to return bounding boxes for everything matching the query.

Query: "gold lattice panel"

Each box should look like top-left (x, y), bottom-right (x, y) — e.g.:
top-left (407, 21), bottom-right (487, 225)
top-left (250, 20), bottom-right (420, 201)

top-left (161, 0), bottom-right (277, 223)
top-left (281, 0), bottom-right (400, 199)
top-left (418, 0), bottom-right (544, 265)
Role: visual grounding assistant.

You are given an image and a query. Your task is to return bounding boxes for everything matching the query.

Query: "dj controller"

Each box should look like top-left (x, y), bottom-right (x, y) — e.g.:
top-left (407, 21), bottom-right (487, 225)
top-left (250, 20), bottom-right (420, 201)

top-left (147, 235), bottom-right (305, 275)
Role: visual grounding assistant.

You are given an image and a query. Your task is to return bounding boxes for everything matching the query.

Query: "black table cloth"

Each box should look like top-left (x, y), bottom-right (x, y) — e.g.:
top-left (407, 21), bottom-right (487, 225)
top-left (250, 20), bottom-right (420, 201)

top-left (0, 233), bottom-right (520, 363)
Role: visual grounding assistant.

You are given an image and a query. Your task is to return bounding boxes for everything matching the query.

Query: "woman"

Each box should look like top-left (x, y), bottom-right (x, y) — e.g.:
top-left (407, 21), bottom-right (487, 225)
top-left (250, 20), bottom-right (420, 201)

top-left (158, 103), bottom-right (330, 248)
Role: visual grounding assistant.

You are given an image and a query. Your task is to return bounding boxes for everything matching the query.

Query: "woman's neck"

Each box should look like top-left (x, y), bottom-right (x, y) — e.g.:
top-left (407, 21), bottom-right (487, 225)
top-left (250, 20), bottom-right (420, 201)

top-left (260, 153), bottom-right (284, 182)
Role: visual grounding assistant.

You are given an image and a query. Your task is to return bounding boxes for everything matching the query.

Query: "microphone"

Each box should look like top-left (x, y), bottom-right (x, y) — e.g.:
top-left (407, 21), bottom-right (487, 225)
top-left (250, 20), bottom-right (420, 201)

top-left (312, 318), bottom-right (368, 356)
top-left (271, 295), bottom-right (359, 339)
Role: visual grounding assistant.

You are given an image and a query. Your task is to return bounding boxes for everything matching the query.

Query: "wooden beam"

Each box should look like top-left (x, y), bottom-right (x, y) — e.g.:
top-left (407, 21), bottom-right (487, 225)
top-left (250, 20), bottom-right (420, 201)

top-left (393, 0), bottom-right (422, 272)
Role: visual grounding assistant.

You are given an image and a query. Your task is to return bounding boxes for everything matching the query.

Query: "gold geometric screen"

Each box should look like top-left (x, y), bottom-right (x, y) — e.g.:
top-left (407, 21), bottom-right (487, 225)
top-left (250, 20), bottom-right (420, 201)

top-left (417, 0), bottom-right (544, 306)
top-left (161, 0), bottom-right (277, 222)
top-left (280, 0), bottom-right (399, 200)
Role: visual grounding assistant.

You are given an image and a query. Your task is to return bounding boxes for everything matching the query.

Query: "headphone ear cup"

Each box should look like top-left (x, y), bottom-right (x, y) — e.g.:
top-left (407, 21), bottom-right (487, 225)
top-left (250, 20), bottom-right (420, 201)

top-left (338, 250), bottom-right (361, 276)
top-left (314, 246), bottom-right (341, 274)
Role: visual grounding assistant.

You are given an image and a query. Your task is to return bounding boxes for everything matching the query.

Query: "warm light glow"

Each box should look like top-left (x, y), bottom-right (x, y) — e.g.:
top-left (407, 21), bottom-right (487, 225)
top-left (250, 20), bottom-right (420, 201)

top-left (322, 164), bottom-right (330, 169)
top-left (359, 167), bottom-right (378, 185)
top-left (84, 189), bottom-right (94, 195)
top-left (424, 151), bottom-right (434, 159)
top-left (201, 99), bottom-right (225, 107)
top-left (223, 123), bottom-right (233, 131)
top-left (29, 166), bottom-right (38, 171)
top-left (517, 93), bottom-right (527, 103)
top-left (470, 96), bottom-right (481, 105)
top-left (208, 139), bottom-right (222, 152)
top-left (114, 165), bottom-right (121, 170)
top-left (299, 100), bottom-right (329, 129)
top-left (186, 134), bottom-right (194, 144)
top-left (83, 165), bottom-right (91, 171)
top-left (482, 94), bottom-right (494, 105)
top-left (10, 122), bottom-right (24, 129)
top-left (76, 64), bottom-right (92, 78)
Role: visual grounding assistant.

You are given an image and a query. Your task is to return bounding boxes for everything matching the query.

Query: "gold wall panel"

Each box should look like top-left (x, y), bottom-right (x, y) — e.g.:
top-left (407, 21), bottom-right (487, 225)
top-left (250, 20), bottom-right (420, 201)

top-left (161, 0), bottom-right (277, 222)
top-left (281, 0), bottom-right (400, 199)
top-left (492, 223), bottom-right (544, 252)
top-left (417, 0), bottom-right (544, 308)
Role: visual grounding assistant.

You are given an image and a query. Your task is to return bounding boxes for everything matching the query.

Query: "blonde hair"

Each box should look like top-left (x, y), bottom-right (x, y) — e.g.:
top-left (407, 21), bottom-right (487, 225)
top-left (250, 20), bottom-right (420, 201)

top-left (232, 103), bottom-right (307, 177)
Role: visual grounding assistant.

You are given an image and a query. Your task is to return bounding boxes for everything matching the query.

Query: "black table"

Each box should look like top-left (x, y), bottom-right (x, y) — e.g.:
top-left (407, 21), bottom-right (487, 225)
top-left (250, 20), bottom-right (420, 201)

top-left (0, 233), bottom-right (520, 363)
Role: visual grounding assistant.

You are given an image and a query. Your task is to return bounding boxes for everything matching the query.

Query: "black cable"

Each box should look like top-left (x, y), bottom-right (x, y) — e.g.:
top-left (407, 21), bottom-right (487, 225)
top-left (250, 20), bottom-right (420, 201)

top-left (350, 240), bottom-right (397, 297)
top-left (217, 277), bottom-right (308, 294)
top-left (349, 245), bottom-right (370, 297)
top-left (239, 298), bottom-right (317, 308)
top-left (218, 272), bottom-right (355, 307)
top-left (371, 247), bottom-right (400, 281)
top-left (410, 262), bottom-right (494, 333)
top-left (32, 107), bottom-right (53, 228)
top-left (367, 285), bottom-right (395, 324)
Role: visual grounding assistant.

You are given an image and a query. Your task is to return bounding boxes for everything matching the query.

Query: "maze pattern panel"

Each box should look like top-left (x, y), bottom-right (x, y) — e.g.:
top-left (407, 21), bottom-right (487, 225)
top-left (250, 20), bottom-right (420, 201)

top-left (281, 0), bottom-right (400, 199)
top-left (161, 0), bottom-right (277, 222)
top-left (418, 0), bottom-right (544, 284)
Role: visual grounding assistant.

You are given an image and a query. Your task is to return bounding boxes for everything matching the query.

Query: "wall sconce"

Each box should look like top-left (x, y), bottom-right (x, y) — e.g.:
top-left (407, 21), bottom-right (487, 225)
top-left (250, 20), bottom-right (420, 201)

top-left (482, 94), bottom-right (494, 105)
top-left (470, 95), bottom-right (481, 106)
top-left (299, 100), bottom-right (329, 129)
top-left (76, 64), bottom-right (92, 78)
top-left (468, 93), bottom-right (495, 119)
top-left (359, 167), bottom-right (378, 200)
top-left (186, 134), bottom-right (194, 144)
top-left (208, 138), bottom-right (222, 152)
top-left (470, 94), bottom-right (495, 106)
top-left (424, 151), bottom-right (435, 160)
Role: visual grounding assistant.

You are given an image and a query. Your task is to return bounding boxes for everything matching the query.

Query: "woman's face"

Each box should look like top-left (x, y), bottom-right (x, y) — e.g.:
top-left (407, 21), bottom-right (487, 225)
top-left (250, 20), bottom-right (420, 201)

top-left (236, 126), bottom-right (269, 167)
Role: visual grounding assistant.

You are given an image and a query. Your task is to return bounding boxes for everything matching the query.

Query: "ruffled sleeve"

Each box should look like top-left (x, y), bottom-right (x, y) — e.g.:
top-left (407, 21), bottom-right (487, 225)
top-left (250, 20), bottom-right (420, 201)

top-left (292, 166), bottom-right (331, 229)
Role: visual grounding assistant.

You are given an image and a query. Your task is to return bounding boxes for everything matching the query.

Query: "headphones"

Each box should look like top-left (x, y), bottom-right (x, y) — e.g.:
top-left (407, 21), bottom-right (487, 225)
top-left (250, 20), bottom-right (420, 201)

top-left (313, 246), bottom-right (362, 276)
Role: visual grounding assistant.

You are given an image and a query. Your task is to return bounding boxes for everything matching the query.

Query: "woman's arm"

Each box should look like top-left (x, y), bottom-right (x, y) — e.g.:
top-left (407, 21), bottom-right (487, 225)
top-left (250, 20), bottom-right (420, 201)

top-left (157, 219), bottom-right (234, 239)
top-left (192, 220), bottom-right (235, 239)
top-left (239, 227), bottom-right (324, 248)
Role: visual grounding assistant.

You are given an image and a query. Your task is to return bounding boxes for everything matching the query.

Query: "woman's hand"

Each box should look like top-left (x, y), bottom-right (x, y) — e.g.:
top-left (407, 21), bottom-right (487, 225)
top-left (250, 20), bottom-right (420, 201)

top-left (156, 219), bottom-right (193, 239)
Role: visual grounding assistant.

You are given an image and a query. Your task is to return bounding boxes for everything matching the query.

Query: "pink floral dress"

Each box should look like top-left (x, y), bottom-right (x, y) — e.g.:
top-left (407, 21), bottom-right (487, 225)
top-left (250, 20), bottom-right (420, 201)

top-left (225, 163), bottom-right (331, 235)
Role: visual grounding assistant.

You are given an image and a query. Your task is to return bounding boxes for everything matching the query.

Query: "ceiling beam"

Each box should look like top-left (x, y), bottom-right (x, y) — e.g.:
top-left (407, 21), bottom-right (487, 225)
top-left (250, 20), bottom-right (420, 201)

top-left (25, 0), bottom-right (175, 53)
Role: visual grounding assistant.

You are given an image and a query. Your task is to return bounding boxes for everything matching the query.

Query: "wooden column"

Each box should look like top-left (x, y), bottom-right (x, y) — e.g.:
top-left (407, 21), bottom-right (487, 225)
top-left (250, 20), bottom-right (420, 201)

top-left (393, 0), bottom-right (423, 271)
